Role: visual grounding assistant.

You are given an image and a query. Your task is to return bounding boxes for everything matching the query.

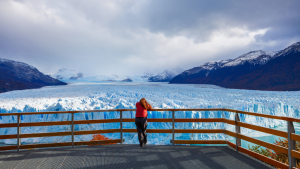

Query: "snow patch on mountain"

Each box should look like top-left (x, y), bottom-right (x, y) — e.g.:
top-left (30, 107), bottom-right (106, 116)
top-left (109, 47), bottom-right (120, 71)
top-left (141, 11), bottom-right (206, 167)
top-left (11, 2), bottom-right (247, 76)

top-left (0, 58), bottom-right (36, 70)
top-left (222, 50), bottom-right (277, 67)
top-left (148, 70), bottom-right (178, 82)
top-left (183, 50), bottom-right (277, 76)
top-left (52, 68), bottom-right (85, 80)
top-left (274, 42), bottom-right (300, 58)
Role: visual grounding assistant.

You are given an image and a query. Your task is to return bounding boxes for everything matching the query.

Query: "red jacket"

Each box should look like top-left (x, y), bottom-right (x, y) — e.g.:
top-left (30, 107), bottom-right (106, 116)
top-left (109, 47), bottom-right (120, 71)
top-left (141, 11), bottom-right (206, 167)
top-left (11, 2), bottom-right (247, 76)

top-left (135, 102), bottom-right (149, 117)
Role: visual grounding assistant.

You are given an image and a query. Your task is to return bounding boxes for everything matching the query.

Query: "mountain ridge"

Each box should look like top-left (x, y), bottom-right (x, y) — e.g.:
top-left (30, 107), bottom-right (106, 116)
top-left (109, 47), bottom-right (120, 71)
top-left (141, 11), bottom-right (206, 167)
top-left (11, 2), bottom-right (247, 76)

top-left (0, 58), bottom-right (67, 93)
top-left (170, 42), bottom-right (300, 91)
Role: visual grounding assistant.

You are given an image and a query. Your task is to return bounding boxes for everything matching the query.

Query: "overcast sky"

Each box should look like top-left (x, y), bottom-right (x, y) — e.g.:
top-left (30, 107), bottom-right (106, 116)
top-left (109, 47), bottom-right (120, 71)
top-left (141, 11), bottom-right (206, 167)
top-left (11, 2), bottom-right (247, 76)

top-left (0, 0), bottom-right (299, 76)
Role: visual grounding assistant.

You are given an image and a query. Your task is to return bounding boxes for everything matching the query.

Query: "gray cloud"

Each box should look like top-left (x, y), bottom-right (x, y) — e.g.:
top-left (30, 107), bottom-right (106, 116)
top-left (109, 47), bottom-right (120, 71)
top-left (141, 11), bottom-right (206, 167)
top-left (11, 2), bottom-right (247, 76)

top-left (0, 0), bottom-right (299, 76)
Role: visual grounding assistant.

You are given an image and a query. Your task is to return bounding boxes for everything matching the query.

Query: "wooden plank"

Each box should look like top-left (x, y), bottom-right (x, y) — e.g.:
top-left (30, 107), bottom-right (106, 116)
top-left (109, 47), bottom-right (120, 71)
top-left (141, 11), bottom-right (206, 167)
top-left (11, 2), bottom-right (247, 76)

top-left (227, 140), bottom-right (235, 149)
top-left (0, 134), bottom-right (17, 139)
top-left (74, 129), bottom-right (121, 135)
top-left (20, 142), bottom-right (72, 149)
top-left (19, 129), bottom-right (121, 138)
top-left (147, 129), bottom-right (172, 133)
top-left (223, 119), bottom-right (235, 125)
top-left (122, 129), bottom-right (172, 133)
top-left (175, 129), bottom-right (224, 133)
top-left (0, 145), bottom-right (18, 151)
top-left (174, 118), bottom-right (224, 123)
top-left (291, 133), bottom-right (300, 142)
top-left (173, 140), bottom-right (227, 144)
top-left (237, 122), bottom-right (288, 138)
top-left (122, 118), bottom-right (223, 123)
top-left (1, 108), bottom-right (300, 123)
top-left (74, 139), bottom-right (122, 146)
top-left (21, 121), bottom-right (72, 127)
top-left (122, 118), bottom-right (135, 122)
top-left (148, 118), bottom-right (172, 122)
top-left (224, 130), bottom-right (236, 137)
top-left (0, 108), bottom-right (225, 116)
top-left (0, 123), bottom-right (18, 128)
top-left (225, 108), bottom-right (296, 122)
top-left (123, 118), bottom-right (173, 122)
top-left (20, 132), bottom-right (72, 138)
top-left (291, 150), bottom-right (300, 159)
top-left (0, 111), bottom-right (80, 116)
top-left (74, 119), bottom-right (120, 124)
top-left (237, 133), bottom-right (288, 154)
top-left (152, 108), bottom-right (225, 112)
top-left (122, 129), bottom-right (136, 133)
top-left (226, 141), bottom-right (289, 169)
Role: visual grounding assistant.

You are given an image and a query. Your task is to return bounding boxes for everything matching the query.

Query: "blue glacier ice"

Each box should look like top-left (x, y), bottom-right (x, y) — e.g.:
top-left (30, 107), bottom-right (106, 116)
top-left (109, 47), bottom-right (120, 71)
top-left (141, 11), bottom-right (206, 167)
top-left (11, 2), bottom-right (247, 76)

top-left (1, 82), bottom-right (300, 146)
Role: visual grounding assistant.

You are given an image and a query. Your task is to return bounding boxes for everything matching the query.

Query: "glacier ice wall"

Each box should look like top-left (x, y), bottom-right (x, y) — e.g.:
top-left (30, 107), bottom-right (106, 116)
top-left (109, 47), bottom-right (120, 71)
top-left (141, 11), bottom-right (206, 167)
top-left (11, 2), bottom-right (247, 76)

top-left (1, 82), bottom-right (300, 145)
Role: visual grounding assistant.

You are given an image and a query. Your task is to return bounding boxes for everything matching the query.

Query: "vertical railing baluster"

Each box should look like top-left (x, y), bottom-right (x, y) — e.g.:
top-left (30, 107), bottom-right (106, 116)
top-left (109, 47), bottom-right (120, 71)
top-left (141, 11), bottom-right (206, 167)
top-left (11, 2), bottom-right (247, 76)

top-left (235, 113), bottom-right (241, 151)
top-left (172, 111), bottom-right (175, 146)
top-left (288, 121), bottom-right (296, 169)
top-left (17, 114), bottom-right (21, 152)
top-left (71, 113), bottom-right (74, 148)
top-left (120, 111), bottom-right (123, 144)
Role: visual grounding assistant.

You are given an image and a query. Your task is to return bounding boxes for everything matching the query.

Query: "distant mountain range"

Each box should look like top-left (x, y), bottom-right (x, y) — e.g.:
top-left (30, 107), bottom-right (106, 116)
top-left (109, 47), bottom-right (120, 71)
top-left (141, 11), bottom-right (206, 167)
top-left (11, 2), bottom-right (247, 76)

top-left (0, 58), bottom-right (66, 93)
top-left (142, 69), bottom-right (183, 82)
top-left (51, 68), bottom-right (85, 80)
top-left (146, 70), bottom-right (178, 82)
top-left (170, 42), bottom-right (300, 91)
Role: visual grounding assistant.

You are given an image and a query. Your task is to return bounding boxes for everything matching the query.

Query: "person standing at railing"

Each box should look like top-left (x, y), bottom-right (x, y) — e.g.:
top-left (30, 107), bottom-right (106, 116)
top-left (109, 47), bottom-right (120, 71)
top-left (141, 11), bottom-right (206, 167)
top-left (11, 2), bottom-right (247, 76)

top-left (135, 98), bottom-right (153, 147)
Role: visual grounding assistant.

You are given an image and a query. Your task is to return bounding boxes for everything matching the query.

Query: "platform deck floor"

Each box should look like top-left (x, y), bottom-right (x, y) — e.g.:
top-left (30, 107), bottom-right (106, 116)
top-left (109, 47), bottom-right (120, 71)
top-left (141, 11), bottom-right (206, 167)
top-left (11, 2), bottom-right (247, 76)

top-left (0, 144), bottom-right (274, 169)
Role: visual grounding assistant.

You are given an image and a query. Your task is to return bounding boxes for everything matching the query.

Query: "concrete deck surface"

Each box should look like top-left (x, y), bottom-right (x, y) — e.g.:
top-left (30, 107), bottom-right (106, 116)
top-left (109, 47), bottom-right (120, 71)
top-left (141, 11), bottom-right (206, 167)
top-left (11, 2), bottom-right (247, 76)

top-left (0, 144), bottom-right (274, 169)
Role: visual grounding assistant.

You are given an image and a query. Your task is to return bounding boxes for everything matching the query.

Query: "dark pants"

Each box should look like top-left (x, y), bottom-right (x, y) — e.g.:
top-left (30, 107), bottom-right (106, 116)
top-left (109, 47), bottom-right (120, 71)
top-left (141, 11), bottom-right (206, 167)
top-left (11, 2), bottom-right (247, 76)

top-left (135, 119), bottom-right (147, 145)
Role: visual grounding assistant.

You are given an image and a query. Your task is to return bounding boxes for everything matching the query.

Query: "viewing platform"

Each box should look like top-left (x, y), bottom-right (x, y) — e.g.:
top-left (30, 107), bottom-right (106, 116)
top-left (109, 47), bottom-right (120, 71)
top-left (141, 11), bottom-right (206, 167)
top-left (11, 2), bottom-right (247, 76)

top-left (0, 108), bottom-right (299, 168)
top-left (0, 144), bottom-right (272, 169)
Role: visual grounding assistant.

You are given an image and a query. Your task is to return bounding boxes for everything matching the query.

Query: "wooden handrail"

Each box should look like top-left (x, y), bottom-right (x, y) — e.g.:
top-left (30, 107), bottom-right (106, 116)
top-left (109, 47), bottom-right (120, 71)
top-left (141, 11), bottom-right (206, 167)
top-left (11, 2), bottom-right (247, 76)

top-left (226, 121), bottom-right (288, 138)
top-left (291, 133), bottom-right (300, 142)
top-left (172, 140), bottom-right (227, 144)
top-left (1, 108), bottom-right (298, 122)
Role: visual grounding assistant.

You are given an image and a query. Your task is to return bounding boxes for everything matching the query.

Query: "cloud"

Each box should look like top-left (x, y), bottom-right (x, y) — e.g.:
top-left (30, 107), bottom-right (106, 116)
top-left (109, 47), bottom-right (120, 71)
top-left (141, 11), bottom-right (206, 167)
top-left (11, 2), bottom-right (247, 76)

top-left (0, 0), bottom-right (299, 75)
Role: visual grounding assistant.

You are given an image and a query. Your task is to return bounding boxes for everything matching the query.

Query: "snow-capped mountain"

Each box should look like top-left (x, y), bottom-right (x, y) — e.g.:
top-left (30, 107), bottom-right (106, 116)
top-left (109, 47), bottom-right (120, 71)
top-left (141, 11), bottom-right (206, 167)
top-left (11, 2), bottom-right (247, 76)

top-left (0, 58), bottom-right (66, 93)
top-left (170, 42), bottom-right (300, 91)
top-left (273, 41), bottom-right (300, 58)
top-left (147, 70), bottom-right (179, 82)
top-left (183, 50), bottom-right (276, 76)
top-left (52, 68), bottom-right (84, 80)
top-left (222, 50), bottom-right (277, 67)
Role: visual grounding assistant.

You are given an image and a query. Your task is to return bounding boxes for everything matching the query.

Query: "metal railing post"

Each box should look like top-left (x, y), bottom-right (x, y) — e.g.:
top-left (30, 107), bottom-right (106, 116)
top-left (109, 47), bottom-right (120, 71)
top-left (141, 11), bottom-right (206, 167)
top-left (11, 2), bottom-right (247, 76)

top-left (17, 115), bottom-right (21, 151)
top-left (288, 121), bottom-right (296, 169)
top-left (172, 111), bottom-right (175, 146)
top-left (120, 111), bottom-right (123, 144)
top-left (235, 113), bottom-right (241, 151)
top-left (71, 113), bottom-right (74, 148)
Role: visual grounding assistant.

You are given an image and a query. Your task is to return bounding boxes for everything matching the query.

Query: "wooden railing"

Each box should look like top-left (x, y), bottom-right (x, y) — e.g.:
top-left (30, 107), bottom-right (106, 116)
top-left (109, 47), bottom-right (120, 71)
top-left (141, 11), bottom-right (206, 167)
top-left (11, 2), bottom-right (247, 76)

top-left (0, 108), bottom-right (300, 169)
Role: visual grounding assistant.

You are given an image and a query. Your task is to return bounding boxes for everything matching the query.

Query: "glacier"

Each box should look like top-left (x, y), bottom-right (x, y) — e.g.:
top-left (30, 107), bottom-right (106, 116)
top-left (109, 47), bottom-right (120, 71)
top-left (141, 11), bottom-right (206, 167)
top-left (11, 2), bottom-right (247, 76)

top-left (1, 81), bottom-right (300, 146)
